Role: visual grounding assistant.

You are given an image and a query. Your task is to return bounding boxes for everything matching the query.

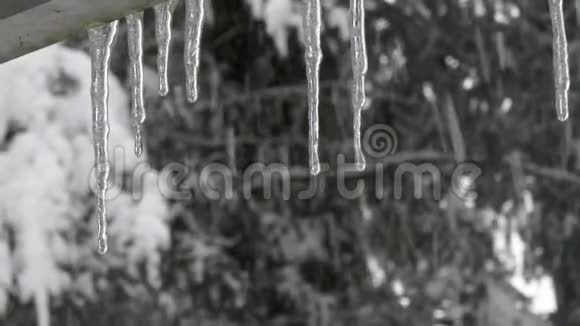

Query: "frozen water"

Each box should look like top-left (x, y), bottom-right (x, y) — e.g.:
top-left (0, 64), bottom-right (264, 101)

top-left (88, 21), bottom-right (119, 254)
top-left (351, 0), bottom-right (367, 170)
top-left (126, 12), bottom-right (145, 156)
top-left (303, 0), bottom-right (322, 175)
top-left (154, 0), bottom-right (179, 96)
top-left (184, 0), bottom-right (205, 103)
top-left (548, 0), bottom-right (570, 121)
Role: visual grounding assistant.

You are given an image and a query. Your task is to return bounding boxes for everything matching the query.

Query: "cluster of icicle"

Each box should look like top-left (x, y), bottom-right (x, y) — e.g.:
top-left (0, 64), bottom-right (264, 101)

top-left (87, 0), bottom-right (369, 253)
top-left (87, 0), bottom-right (571, 253)
top-left (88, 0), bottom-right (206, 254)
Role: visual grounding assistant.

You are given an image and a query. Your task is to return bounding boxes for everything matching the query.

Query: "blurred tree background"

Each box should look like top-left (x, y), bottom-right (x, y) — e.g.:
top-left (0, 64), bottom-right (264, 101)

top-left (4, 0), bottom-right (580, 325)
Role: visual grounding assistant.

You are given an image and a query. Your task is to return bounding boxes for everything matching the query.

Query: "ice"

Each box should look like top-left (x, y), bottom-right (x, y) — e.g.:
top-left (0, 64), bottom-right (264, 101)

top-left (184, 0), bottom-right (205, 103)
top-left (351, 0), bottom-right (367, 170)
top-left (303, 0), bottom-right (322, 175)
top-left (154, 0), bottom-right (179, 96)
top-left (126, 12), bottom-right (145, 156)
top-left (548, 0), bottom-right (570, 121)
top-left (88, 21), bottom-right (119, 254)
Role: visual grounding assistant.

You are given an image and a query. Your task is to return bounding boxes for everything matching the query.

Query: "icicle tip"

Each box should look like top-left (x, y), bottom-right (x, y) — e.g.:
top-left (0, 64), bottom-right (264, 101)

top-left (97, 237), bottom-right (108, 255)
top-left (186, 87), bottom-right (199, 103)
top-left (159, 86), bottom-right (169, 97)
top-left (310, 164), bottom-right (321, 176)
top-left (135, 125), bottom-right (144, 156)
top-left (557, 110), bottom-right (569, 121)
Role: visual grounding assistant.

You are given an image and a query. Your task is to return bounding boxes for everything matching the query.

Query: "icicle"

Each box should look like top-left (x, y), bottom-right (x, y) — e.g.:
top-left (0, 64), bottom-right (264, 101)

top-left (548, 0), bottom-right (570, 121)
top-left (88, 21), bottom-right (119, 255)
top-left (351, 0), bottom-right (367, 171)
top-left (576, 0), bottom-right (580, 27)
top-left (303, 0), bottom-right (322, 175)
top-left (184, 0), bottom-right (205, 103)
top-left (126, 12), bottom-right (145, 157)
top-left (154, 0), bottom-right (179, 96)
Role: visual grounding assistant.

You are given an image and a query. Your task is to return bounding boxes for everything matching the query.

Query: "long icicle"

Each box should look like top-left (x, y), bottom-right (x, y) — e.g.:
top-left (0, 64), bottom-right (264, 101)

top-left (154, 0), bottom-right (179, 96)
top-left (548, 0), bottom-right (570, 121)
top-left (184, 0), bottom-right (205, 103)
top-left (303, 0), bottom-right (322, 175)
top-left (88, 21), bottom-right (118, 255)
top-left (126, 12), bottom-right (145, 157)
top-left (351, 0), bottom-right (367, 171)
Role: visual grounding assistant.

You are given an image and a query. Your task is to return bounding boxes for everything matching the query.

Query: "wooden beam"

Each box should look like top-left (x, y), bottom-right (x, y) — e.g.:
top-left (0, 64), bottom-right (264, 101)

top-left (0, 0), bottom-right (166, 63)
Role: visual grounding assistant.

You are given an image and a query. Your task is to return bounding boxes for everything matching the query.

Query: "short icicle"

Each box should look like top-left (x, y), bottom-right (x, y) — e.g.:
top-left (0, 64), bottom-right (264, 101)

top-left (548, 0), bottom-right (570, 121)
top-left (303, 0), bottom-right (322, 175)
top-left (184, 0), bottom-right (205, 103)
top-left (126, 12), bottom-right (146, 156)
top-left (154, 0), bottom-right (179, 96)
top-left (88, 21), bottom-right (119, 254)
top-left (351, 0), bottom-right (367, 171)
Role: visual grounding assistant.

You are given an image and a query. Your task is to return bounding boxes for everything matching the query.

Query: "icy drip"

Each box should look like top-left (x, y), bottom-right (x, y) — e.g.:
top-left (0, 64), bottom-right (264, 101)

top-left (184, 0), bottom-right (205, 103)
top-left (126, 12), bottom-right (145, 156)
top-left (88, 21), bottom-right (118, 255)
top-left (351, 0), bottom-right (367, 171)
top-left (303, 0), bottom-right (322, 175)
top-left (154, 0), bottom-right (179, 96)
top-left (548, 0), bottom-right (570, 121)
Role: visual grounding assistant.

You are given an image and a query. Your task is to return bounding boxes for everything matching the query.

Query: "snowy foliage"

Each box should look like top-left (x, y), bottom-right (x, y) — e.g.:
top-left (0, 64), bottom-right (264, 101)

top-left (0, 45), bottom-right (170, 326)
top-left (246, 0), bottom-right (349, 56)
